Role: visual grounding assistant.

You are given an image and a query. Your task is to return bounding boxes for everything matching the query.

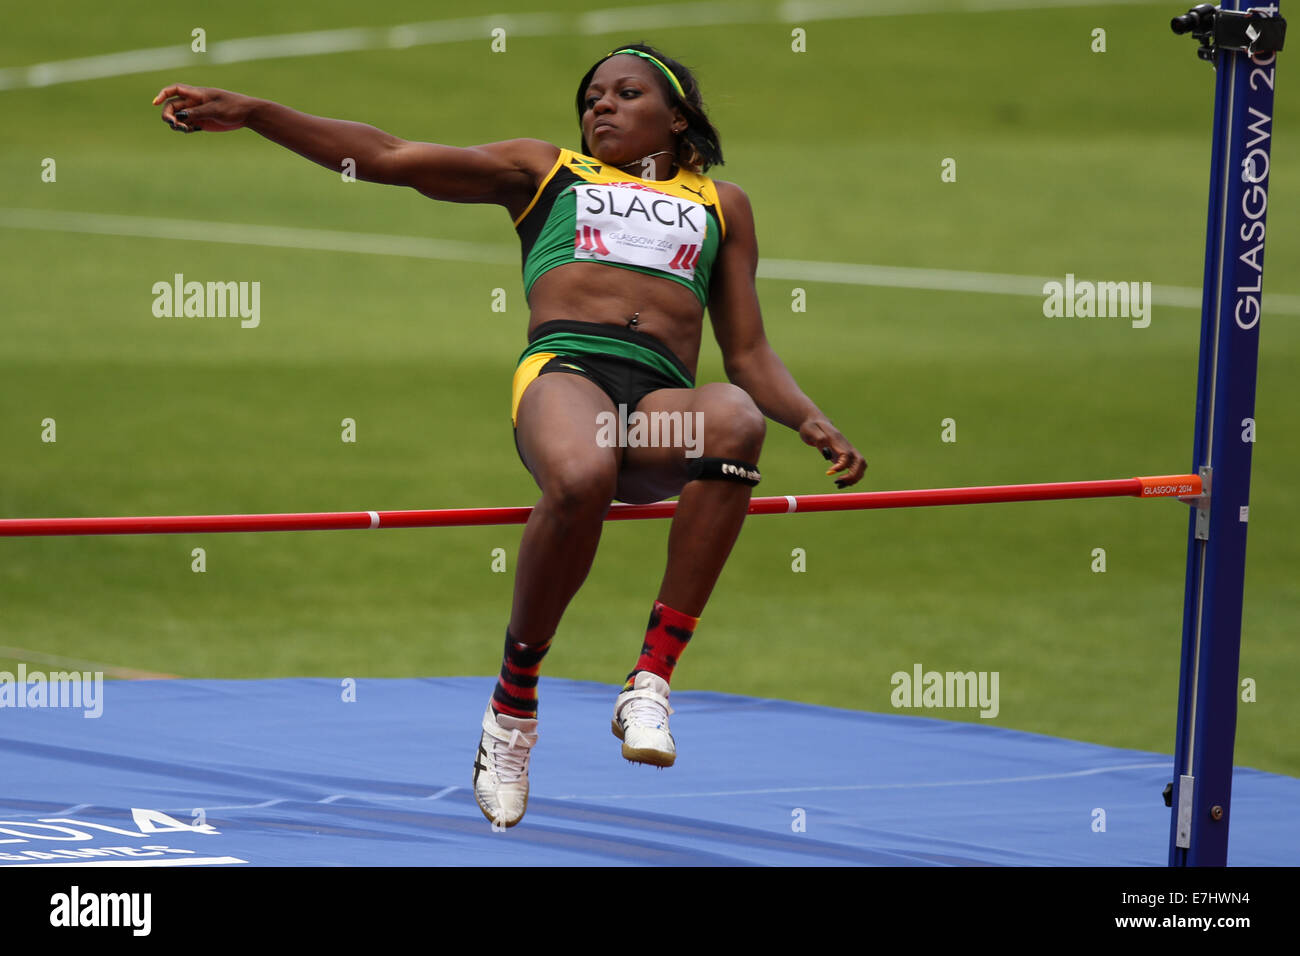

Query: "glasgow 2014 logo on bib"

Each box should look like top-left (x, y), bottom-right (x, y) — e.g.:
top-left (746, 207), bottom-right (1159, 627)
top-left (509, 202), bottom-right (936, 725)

top-left (572, 182), bottom-right (707, 279)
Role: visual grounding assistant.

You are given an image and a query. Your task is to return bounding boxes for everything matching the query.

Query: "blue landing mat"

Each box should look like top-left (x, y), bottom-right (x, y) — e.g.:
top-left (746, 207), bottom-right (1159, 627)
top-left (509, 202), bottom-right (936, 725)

top-left (0, 678), bottom-right (1295, 866)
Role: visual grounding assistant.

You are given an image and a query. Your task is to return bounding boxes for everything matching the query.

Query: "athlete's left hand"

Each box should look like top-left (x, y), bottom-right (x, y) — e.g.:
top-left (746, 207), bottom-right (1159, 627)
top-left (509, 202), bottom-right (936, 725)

top-left (798, 418), bottom-right (867, 489)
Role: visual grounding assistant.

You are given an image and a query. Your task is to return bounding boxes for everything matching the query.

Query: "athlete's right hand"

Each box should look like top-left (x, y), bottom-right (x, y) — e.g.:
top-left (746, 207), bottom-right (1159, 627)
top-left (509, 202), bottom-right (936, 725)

top-left (153, 84), bottom-right (255, 133)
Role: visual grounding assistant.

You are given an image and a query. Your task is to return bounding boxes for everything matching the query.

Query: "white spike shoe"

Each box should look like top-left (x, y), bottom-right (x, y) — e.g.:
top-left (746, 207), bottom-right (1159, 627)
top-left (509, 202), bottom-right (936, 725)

top-left (473, 706), bottom-right (538, 827)
top-left (611, 671), bottom-right (676, 767)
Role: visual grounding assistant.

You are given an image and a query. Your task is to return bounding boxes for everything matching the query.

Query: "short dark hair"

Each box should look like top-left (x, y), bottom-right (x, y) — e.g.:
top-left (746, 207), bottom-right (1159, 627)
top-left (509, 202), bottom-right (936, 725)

top-left (574, 42), bottom-right (724, 173)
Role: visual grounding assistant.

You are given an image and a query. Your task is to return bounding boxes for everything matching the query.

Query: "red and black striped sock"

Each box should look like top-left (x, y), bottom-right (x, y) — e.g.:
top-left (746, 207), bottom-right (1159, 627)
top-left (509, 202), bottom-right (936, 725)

top-left (624, 600), bottom-right (698, 690)
top-left (491, 630), bottom-right (550, 720)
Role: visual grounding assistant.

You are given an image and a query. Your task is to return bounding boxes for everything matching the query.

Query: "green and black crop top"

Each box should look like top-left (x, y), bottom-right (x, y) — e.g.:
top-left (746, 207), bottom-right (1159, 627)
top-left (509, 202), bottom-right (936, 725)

top-left (514, 148), bottom-right (727, 305)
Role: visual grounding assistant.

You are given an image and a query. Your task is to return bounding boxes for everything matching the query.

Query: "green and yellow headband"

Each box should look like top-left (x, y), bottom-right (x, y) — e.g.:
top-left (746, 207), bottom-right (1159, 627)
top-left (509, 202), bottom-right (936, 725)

top-left (603, 48), bottom-right (685, 100)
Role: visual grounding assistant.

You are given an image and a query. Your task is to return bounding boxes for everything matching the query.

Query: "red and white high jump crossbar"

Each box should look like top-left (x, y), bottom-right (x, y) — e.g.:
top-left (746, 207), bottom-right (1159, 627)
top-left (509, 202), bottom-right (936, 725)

top-left (0, 474), bottom-right (1201, 537)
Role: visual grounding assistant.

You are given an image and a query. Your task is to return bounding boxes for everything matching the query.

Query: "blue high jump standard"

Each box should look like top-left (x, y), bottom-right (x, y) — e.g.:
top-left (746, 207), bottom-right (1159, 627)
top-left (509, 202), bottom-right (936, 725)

top-left (1169, 1), bottom-right (1287, 866)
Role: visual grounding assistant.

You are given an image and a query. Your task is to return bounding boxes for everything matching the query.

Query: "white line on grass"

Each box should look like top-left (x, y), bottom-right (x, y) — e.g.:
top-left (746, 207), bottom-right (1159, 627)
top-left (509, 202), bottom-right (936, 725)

top-left (0, 207), bottom-right (513, 265)
top-left (0, 0), bottom-right (1169, 90)
top-left (6, 207), bottom-right (1296, 313)
top-left (0, 644), bottom-right (179, 680)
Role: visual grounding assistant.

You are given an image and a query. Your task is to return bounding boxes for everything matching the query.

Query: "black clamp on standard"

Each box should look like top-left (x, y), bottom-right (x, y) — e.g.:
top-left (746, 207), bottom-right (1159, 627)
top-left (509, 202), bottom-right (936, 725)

top-left (1172, 4), bottom-right (1287, 63)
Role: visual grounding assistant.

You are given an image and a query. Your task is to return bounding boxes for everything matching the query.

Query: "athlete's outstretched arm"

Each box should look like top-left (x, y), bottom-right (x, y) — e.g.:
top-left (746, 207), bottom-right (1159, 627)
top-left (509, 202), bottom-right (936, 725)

top-left (707, 180), bottom-right (867, 488)
top-left (151, 84), bottom-right (557, 209)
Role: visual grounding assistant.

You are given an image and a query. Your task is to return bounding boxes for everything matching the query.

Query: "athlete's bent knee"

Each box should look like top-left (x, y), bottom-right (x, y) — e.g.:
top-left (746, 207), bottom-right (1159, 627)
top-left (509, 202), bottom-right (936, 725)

top-left (538, 463), bottom-right (617, 515)
top-left (701, 385), bottom-right (765, 460)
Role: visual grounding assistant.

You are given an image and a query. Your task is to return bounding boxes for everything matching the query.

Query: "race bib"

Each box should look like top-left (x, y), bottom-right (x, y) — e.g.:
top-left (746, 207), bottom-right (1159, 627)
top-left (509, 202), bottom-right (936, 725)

top-left (572, 182), bottom-right (707, 279)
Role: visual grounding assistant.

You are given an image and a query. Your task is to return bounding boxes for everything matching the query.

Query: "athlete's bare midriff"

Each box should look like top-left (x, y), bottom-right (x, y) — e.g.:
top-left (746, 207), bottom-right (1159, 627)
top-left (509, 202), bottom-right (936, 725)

top-left (525, 260), bottom-right (706, 380)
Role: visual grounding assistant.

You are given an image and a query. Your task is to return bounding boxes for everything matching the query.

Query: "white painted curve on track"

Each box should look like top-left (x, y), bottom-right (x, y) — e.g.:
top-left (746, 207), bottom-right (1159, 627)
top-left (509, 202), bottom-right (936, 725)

top-left (1, 0), bottom-right (1169, 90)
top-left (6, 207), bottom-right (1294, 312)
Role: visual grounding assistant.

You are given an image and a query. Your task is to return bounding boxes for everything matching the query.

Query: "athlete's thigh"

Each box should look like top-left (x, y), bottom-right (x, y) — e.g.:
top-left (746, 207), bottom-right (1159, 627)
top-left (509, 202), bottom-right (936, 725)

top-left (515, 371), bottom-right (623, 495)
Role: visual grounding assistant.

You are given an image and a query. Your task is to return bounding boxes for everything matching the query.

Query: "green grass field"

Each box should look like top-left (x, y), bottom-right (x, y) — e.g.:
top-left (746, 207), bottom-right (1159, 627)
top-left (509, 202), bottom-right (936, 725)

top-left (2, 1), bottom-right (1297, 778)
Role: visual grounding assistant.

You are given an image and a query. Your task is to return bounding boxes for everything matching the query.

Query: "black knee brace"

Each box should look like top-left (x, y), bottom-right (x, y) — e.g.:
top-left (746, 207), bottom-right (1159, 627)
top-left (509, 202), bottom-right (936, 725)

top-left (685, 457), bottom-right (762, 487)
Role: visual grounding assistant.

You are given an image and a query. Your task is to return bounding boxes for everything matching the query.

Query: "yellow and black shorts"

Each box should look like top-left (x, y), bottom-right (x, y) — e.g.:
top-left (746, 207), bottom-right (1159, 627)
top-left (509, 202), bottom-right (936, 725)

top-left (511, 320), bottom-right (696, 460)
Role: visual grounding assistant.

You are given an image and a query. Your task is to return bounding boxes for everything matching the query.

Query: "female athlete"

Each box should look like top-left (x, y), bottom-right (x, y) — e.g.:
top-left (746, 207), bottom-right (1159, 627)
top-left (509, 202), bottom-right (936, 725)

top-left (154, 43), bottom-right (866, 828)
